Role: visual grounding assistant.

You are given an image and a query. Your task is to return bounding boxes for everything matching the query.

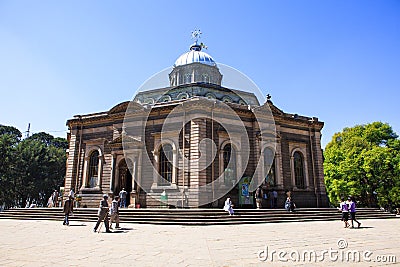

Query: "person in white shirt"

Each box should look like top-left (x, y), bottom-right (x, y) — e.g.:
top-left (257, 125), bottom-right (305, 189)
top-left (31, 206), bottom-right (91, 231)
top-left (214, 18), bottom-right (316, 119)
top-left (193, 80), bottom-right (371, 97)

top-left (109, 196), bottom-right (120, 229)
top-left (223, 197), bottom-right (234, 215)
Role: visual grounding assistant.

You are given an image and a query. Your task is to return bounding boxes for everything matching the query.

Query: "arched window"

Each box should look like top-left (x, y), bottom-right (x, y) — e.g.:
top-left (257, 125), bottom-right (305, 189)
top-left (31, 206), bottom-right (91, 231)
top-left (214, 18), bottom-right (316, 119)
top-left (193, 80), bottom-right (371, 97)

top-left (185, 73), bottom-right (192, 84)
top-left (294, 151), bottom-right (305, 189)
top-left (202, 74), bottom-right (210, 83)
top-left (263, 148), bottom-right (276, 187)
top-left (223, 144), bottom-right (236, 186)
top-left (205, 93), bottom-right (216, 100)
top-left (222, 96), bottom-right (232, 103)
top-left (178, 92), bottom-right (189, 100)
top-left (88, 150), bottom-right (99, 188)
top-left (159, 144), bottom-right (173, 184)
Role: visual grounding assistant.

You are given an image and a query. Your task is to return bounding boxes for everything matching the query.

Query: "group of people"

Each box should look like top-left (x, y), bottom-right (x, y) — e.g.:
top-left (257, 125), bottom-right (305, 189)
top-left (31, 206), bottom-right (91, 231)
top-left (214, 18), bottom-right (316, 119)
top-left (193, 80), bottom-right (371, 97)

top-left (61, 188), bottom-right (363, 231)
top-left (254, 187), bottom-right (278, 209)
top-left (339, 196), bottom-right (361, 228)
top-left (47, 190), bottom-right (60, 208)
top-left (62, 189), bottom-right (125, 232)
top-left (223, 188), bottom-right (282, 215)
top-left (93, 194), bottom-right (121, 233)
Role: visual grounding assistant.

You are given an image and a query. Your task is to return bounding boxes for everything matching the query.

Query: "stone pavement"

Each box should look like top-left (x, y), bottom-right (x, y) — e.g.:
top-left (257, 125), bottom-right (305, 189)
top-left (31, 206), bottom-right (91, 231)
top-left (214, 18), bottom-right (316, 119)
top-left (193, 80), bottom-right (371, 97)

top-left (0, 218), bottom-right (399, 266)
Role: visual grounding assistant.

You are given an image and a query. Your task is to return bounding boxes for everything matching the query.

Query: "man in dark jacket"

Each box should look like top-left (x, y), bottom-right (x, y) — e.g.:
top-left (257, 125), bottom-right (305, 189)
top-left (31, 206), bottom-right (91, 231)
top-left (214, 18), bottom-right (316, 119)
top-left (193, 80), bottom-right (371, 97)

top-left (63, 196), bottom-right (74, 225)
top-left (94, 194), bottom-right (111, 233)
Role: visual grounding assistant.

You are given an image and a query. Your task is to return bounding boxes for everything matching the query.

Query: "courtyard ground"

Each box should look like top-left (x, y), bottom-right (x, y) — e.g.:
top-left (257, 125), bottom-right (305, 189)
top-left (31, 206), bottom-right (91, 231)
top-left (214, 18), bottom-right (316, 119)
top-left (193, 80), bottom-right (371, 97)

top-left (0, 218), bottom-right (399, 266)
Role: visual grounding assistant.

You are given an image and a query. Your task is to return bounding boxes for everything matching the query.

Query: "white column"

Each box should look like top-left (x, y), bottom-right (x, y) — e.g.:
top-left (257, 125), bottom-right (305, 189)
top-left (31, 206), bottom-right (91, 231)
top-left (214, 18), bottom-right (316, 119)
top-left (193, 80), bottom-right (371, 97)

top-left (81, 157), bottom-right (89, 190)
top-left (97, 156), bottom-right (103, 188)
top-left (110, 154), bottom-right (116, 192)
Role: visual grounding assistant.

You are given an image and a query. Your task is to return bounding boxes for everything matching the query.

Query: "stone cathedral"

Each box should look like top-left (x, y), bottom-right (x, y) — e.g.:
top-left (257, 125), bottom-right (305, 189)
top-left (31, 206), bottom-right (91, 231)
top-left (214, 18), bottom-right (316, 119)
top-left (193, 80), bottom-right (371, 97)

top-left (64, 34), bottom-right (328, 208)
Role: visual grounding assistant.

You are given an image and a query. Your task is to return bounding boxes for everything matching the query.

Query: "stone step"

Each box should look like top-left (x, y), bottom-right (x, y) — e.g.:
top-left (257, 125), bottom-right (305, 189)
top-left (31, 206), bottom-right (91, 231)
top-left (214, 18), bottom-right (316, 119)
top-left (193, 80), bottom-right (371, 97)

top-left (0, 208), bottom-right (397, 225)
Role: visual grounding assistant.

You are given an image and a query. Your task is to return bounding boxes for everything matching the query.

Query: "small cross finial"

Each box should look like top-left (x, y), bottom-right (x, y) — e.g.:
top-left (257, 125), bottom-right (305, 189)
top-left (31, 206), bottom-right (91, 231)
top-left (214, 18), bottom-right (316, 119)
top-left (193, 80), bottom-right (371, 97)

top-left (191, 29), bottom-right (202, 43)
top-left (266, 94), bottom-right (271, 100)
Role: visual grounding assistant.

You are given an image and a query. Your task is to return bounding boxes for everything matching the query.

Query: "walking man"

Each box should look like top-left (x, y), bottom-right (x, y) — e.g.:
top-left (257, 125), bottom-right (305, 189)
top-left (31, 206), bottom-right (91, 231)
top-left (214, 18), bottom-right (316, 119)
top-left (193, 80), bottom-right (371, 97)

top-left (94, 194), bottom-right (111, 233)
top-left (63, 196), bottom-right (74, 226)
top-left (109, 196), bottom-right (120, 229)
top-left (119, 188), bottom-right (127, 208)
top-left (348, 196), bottom-right (361, 228)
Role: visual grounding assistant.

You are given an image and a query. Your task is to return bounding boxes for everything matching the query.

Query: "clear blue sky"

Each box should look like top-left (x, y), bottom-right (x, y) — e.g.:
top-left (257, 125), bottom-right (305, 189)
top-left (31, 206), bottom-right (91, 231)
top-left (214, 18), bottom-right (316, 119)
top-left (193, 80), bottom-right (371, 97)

top-left (1, 0), bottom-right (399, 148)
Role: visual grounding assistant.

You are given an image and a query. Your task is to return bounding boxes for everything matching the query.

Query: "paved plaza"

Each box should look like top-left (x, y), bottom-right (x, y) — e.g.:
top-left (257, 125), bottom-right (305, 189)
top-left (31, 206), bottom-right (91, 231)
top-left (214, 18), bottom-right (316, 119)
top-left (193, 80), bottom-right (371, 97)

top-left (0, 218), bottom-right (399, 266)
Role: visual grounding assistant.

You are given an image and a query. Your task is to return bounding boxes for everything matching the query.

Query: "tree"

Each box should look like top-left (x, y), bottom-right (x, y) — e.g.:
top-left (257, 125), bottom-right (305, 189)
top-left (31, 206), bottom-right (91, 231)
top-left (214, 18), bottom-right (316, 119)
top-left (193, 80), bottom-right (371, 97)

top-left (324, 122), bottom-right (400, 209)
top-left (0, 126), bottom-right (67, 208)
top-left (0, 125), bottom-right (21, 208)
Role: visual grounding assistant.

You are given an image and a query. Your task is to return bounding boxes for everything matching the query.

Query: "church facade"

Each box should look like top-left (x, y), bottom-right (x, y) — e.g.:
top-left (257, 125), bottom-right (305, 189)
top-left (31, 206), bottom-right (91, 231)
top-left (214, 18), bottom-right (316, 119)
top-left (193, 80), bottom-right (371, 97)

top-left (64, 37), bottom-right (328, 208)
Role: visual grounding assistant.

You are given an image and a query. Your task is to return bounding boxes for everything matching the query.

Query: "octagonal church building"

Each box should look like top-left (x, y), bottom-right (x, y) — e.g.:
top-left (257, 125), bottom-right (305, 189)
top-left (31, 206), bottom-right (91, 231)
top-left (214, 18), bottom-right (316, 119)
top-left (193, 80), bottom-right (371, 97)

top-left (64, 36), bottom-right (328, 208)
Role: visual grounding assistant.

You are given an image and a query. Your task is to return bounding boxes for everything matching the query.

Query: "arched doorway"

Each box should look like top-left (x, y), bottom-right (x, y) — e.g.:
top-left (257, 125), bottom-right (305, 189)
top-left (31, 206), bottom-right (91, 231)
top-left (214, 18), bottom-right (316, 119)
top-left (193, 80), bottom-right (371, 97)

top-left (115, 159), bottom-right (133, 207)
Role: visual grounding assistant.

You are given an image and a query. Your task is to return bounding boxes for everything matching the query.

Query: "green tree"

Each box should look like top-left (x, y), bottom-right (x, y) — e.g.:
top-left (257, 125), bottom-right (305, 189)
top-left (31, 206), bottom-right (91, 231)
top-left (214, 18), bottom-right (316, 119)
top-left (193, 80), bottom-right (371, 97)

top-left (0, 126), bottom-right (67, 208)
top-left (324, 122), bottom-right (400, 209)
top-left (0, 125), bottom-right (21, 208)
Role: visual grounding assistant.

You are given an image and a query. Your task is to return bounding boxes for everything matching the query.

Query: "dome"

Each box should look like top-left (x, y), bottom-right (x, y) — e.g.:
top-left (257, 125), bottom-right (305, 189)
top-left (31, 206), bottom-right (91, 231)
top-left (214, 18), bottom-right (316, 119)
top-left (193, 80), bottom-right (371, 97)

top-left (174, 43), bottom-right (217, 67)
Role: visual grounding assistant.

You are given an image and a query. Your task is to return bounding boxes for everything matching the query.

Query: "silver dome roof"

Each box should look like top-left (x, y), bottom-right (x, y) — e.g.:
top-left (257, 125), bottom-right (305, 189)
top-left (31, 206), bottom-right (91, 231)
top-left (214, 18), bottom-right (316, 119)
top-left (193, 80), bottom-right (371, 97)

top-left (174, 43), bottom-right (216, 67)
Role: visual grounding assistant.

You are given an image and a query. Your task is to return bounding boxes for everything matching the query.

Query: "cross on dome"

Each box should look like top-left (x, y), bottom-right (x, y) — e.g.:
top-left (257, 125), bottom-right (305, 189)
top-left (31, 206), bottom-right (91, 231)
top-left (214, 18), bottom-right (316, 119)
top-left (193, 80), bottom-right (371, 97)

top-left (191, 29), bottom-right (202, 44)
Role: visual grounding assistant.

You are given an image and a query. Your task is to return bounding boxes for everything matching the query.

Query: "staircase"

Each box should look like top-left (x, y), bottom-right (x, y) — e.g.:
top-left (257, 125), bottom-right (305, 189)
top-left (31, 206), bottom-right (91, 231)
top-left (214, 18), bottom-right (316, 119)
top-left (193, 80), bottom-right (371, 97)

top-left (0, 208), bottom-right (397, 225)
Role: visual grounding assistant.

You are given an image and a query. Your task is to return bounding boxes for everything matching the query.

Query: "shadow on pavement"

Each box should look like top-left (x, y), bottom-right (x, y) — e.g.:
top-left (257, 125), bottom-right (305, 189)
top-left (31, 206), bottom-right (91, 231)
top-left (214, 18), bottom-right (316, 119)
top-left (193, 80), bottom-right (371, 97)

top-left (118, 227), bottom-right (134, 231)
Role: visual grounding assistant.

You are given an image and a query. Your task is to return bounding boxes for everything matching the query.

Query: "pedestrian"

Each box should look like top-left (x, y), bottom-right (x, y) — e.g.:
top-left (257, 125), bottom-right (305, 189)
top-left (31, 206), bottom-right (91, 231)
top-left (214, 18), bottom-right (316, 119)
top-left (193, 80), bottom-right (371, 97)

top-left (338, 197), bottom-right (350, 228)
top-left (347, 196), bottom-right (361, 228)
top-left (47, 196), bottom-right (53, 208)
top-left (63, 196), bottom-right (74, 226)
top-left (268, 190), bottom-right (273, 208)
top-left (29, 201), bottom-right (37, 208)
top-left (109, 196), bottom-right (120, 229)
top-left (119, 188), bottom-right (127, 208)
top-left (255, 187), bottom-right (263, 209)
top-left (68, 189), bottom-right (74, 198)
top-left (94, 194), bottom-right (111, 233)
top-left (285, 196), bottom-right (296, 212)
top-left (272, 189), bottom-right (278, 208)
top-left (223, 197), bottom-right (234, 215)
top-left (52, 190), bottom-right (59, 208)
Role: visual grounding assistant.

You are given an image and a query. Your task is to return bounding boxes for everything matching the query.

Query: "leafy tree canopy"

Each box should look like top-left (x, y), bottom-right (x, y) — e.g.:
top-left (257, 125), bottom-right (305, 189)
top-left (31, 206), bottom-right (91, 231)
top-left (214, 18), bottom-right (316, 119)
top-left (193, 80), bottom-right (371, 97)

top-left (0, 125), bottom-right (67, 208)
top-left (324, 122), bottom-right (400, 209)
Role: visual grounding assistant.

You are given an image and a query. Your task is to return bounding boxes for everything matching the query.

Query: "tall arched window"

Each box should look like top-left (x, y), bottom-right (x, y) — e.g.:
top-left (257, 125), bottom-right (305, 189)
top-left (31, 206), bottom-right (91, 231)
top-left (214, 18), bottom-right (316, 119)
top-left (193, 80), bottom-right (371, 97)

top-left (294, 151), bottom-right (305, 189)
top-left (88, 150), bottom-right (99, 188)
top-left (223, 144), bottom-right (236, 186)
top-left (185, 73), bottom-right (192, 84)
top-left (202, 74), bottom-right (210, 83)
top-left (159, 144), bottom-right (173, 184)
top-left (263, 148), bottom-right (276, 187)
